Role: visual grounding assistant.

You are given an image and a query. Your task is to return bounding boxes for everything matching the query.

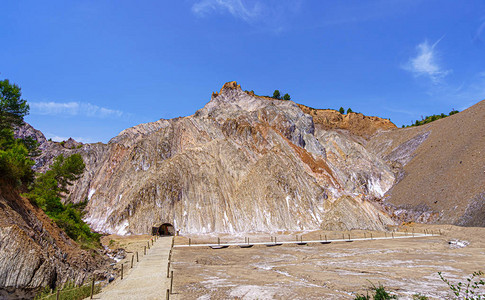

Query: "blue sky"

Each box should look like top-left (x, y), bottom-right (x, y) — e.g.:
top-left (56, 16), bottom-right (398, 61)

top-left (1, 0), bottom-right (484, 143)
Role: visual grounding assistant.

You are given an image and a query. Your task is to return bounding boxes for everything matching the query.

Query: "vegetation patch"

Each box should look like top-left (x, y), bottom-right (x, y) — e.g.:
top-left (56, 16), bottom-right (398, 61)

top-left (403, 109), bottom-right (459, 127)
top-left (24, 153), bottom-right (101, 249)
top-left (34, 280), bottom-right (101, 300)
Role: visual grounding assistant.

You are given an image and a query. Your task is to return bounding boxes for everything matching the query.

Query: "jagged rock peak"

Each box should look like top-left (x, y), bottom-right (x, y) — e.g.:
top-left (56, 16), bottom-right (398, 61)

top-left (211, 81), bottom-right (241, 99)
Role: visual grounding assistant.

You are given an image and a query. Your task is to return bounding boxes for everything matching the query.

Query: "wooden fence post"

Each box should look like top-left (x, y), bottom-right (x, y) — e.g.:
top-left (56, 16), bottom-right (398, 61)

top-left (166, 289), bottom-right (170, 300)
top-left (90, 274), bottom-right (95, 299)
top-left (121, 264), bottom-right (123, 280)
top-left (148, 241), bottom-right (150, 250)
top-left (167, 261), bottom-right (170, 278)
top-left (170, 271), bottom-right (174, 294)
top-left (189, 238), bottom-right (191, 246)
top-left (131, 254), bottom-right (134, 268)
top-left (56, 289), bottom-right (60, 300)
top-left (136, 251), bottom-right (139, 262)
top-left (144, 246), bottom-right (146, 255)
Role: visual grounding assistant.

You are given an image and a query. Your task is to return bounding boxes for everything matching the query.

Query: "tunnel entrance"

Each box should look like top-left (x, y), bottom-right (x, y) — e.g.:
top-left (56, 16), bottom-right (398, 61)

top-left (152, 223), bottom-right (175, 236)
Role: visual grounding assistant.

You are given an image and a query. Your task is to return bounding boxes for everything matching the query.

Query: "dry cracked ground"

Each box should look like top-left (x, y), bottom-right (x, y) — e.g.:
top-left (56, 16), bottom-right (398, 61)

top-left (168, 224), bottom-right (485, 299)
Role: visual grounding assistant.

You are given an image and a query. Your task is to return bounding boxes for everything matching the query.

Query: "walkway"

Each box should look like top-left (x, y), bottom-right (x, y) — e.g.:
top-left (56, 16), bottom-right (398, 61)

top-left (93, 236), bottom-right (173, 300)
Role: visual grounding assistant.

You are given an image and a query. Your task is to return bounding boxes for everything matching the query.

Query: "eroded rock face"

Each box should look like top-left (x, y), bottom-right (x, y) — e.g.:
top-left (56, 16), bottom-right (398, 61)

top-left (0, 182), bottom-right (104, 299)
top-left (297, 104), bottom-right (396, 138)
top-left (52, 82), bottom-right (396, 235)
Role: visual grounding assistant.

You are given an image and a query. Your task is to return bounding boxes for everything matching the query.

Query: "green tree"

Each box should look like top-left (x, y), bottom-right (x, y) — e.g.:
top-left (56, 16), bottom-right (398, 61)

top-left (339, 107), bottom-right (345, 114)
top-left (0, 79), bottom-right (34, 184)
top-left (283, 93), bottom-right (291, 100)
top-left (347, 108), bottom-right (353, 114)
top-left (0, 79), bottom-right (29, 132)
top-left (50, 154), bottom-right (85, 194)
top-left (272, 90), bottom-right (281, 99)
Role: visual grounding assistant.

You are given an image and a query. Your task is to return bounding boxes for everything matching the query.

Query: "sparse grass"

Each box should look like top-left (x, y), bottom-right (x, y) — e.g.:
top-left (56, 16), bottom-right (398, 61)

top-left (412, 294), bottom-right (429, 300)
top-left (34, 280), bottom-right (101, 300)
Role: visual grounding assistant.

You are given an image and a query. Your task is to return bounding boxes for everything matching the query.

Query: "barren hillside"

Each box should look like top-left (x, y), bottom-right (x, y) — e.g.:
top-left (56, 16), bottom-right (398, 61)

top-left (368, 100), bottom-right (485, 226)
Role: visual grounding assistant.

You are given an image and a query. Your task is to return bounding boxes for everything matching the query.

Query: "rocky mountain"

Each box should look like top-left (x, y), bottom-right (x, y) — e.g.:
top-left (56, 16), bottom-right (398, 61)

top-left (18, 82), bottom-right (484, 236)
top-left (0, 181), bottom-right (104, 299)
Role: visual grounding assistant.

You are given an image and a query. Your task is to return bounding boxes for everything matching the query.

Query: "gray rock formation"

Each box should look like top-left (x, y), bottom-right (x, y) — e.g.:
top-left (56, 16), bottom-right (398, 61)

top-left (40, 82), bottom-right (396, 235)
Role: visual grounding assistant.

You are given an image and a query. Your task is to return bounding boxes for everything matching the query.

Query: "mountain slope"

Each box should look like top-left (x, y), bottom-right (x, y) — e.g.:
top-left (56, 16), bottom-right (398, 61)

top-left (368, 99), bottom-right (485, 226)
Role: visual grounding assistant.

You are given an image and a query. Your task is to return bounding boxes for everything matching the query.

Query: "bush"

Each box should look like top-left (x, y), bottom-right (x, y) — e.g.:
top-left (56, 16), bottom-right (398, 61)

top-left (339, 107), bottom-right (345, 114)
top-left (283, 93), bottom-right (291, 100)
top-left (354, 283), bottom-right (397, 300)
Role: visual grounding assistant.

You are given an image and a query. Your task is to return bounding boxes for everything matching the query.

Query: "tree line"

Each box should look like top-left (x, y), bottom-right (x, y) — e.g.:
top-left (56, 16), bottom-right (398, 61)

top-left (403, 109), bottom-right (459, 128)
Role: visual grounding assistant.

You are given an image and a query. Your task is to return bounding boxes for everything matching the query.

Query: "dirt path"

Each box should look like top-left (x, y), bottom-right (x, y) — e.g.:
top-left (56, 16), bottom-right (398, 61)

top-left (93, 236), bottom-right (173, 300)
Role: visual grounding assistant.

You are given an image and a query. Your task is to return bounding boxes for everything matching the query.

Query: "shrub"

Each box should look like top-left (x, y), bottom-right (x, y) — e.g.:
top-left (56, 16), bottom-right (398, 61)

top-left (354, 283), bottom-right (397, 300)
top-left (439, 271), bottom-right (484, 299)
top-left (283, 93), bottom-right (291, 100)
top-left (339, 107), bottom-right (345, 114)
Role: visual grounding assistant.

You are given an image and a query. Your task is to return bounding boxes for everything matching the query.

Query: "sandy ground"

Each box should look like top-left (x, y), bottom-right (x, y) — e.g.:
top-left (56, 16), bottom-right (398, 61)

top-left (169, 224), bottom-right (485, 299)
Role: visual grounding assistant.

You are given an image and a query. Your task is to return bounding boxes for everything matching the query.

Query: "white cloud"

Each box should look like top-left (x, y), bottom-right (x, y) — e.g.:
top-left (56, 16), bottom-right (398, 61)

top-left (473, 16), bottom-right (485, 43)
top-left (403, 38), bottom-right (451, 84)
top-left (192, 0), bottom-right (262, 22)
top-left (30, 101), bottom-right (124, 118)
